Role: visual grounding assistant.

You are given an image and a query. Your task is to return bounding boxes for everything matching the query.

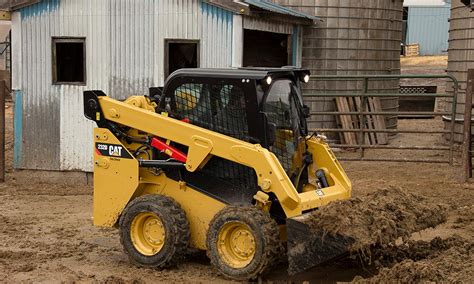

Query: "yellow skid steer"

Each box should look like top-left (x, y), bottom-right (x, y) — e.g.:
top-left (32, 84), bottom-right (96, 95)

top-left (83, 68), bottom-right (352, 280)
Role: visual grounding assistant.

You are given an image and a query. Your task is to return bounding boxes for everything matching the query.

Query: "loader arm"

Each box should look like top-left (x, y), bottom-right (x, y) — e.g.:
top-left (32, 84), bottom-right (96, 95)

top-left (86, 91), bottom-right (350, 219)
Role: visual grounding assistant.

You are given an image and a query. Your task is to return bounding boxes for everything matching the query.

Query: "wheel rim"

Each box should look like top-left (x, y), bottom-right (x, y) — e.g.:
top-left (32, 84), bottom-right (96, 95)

top-left (217, 222), bottom-right (256, 269)
top-left (130, 212), bottom-right (166, 256)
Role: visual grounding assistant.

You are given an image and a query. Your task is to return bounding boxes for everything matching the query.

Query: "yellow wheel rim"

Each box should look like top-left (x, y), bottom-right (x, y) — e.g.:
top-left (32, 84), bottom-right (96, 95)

top-left (217, 222), bottom-right (256, 269)
top-left (130, 212), bottom-right (166, 256)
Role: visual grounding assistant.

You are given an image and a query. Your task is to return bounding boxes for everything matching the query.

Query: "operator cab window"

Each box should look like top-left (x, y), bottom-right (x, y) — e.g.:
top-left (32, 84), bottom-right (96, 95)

top-left (174, 83), bottom-right (203, 112)
top-left (213, 84), bottom-right (248, 139)
top-left (52, 37), bottom-right (86, 85)
top-left (172, 82), bottom-right (249, 141)
top-left (264, 79), bottom-right (299, 171)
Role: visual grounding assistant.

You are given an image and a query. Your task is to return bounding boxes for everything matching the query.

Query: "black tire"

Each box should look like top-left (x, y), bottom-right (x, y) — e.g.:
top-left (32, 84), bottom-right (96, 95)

top-left (119, 194), bottom-right (190, 268)
top-left (206, 206), bottom-right (282, 281)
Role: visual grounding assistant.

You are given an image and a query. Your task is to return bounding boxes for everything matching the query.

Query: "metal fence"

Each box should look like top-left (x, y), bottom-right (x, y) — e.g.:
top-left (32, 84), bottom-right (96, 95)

top-left (304, 74), bottom-right (459, 165)
top-left (463, 69), bottom-right (474, 181)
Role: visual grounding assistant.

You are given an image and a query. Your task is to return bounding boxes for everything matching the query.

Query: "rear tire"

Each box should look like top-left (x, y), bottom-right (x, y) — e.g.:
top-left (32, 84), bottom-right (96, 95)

top-left (119, 194), bottom-right (190, 268)
top-left (206, 206), bottom-right (282, 280)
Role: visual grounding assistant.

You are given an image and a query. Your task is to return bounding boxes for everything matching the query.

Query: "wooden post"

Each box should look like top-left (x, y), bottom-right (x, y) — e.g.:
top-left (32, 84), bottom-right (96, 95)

top-left (0, 80), bottom-right (5, 182)
top-left (463, 69), bottom-right (474, 182)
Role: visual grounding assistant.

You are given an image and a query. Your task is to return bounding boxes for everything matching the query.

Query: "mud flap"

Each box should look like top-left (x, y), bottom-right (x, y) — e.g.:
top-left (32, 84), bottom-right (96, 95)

top-left (286, 213), bottom-right (355, 275)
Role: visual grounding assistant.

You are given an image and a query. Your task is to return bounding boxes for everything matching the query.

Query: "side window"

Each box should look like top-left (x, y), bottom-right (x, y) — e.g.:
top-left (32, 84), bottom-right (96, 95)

top-left (219, 85), bottom-right (233, 108)
top-left (264, 80), bottom-right (293, 129)
top-left (174, 83), bottom-right (203, 111)
top-left (216, 85), bottom-right (244, 111)
top-left (213, 84), bottom-right (249, 140)
top-left (52, 37), bottom-right (86, 85)
top-left (173, 83), bottom-right (214, 128)
top-left (165, 40), bottom-right (199, 78)
top-left (171, 82), bottom-right (249, 141)
top-left (263, 79), bottom-right (297, 171)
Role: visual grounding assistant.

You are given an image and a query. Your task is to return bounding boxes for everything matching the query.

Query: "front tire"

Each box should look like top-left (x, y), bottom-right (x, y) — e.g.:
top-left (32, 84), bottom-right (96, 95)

top-left (119, 194), bottom-right (190, 268)
top-left (206, 206), bottom-right (282, 280)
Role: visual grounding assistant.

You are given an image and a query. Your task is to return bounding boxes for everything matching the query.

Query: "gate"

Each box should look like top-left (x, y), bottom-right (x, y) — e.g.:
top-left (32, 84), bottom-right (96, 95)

top-left (304, 74), bottom-right (459, 165)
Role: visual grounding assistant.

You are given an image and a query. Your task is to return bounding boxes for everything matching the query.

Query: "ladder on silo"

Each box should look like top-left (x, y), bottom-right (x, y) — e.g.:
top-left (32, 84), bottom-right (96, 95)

top-left (463, 69), bottom-right (474, 181)
top-left (5, 31), bottom-right (11, 72)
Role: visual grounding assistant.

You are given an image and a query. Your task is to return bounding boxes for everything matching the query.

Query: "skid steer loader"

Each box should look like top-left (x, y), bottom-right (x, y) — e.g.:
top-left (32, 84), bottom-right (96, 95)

top-left (83, 67), bottom-right (352, 280)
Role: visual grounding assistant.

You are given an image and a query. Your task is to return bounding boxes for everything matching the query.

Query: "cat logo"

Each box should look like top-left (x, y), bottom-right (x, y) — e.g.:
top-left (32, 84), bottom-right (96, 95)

top-left (95, 142), bottom-right (133, 159)
top-left (109, 145), bottom-right (123, 157)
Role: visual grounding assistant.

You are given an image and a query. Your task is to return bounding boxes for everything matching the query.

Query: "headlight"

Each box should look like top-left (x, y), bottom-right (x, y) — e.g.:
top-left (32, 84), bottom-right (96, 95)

top-left (303, 74), bottom-right (310, 83)
top-left (266, 76), bottom-right (272, 85)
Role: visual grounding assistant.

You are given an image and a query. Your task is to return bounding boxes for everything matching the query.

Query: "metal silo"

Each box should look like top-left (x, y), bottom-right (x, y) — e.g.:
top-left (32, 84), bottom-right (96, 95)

top-left (446, 0), bottom-right (473, 143)
top-left (274, 0), bottom-right (403, 139)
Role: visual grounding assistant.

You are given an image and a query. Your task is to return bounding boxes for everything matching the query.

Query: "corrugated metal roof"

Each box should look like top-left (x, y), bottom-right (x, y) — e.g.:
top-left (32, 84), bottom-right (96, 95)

top-left (243, 0), bottom-right (319, 21)
top-left (9, 0), bottom-right (318, 22)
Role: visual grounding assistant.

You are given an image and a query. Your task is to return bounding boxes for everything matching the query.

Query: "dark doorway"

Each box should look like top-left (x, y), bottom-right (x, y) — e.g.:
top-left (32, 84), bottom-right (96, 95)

top-left (52, 37), bottom-right (86, 85)
top-left (165, 40), bottom-right (199, 79)
top-left (243, 30), bottom-right (289, 67)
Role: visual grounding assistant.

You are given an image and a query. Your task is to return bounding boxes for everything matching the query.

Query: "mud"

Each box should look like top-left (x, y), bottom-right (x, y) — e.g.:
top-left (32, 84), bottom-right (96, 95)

top-left (368, 238), bottom-right (473, 282)
top-left (1, 98), bottom-right (474, 282)
top-left (305, 187), bottom-right (448, 254)
top-left (452, 205), bottom-right (474, 233)
top-left (372, 235), bottom-right (466, 267)
top-left (356, 204), bottom-right (474, 283)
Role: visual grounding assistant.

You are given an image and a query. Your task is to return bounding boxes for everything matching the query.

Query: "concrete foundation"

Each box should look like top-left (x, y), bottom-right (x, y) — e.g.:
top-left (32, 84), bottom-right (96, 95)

top-left (13, 169), bottom-right (93, 186)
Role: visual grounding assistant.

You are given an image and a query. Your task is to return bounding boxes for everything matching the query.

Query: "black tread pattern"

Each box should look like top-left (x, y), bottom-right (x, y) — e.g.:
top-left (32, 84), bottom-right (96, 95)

top-left (119, 194), bottom-right (190, 268)
top-left (206, 205), bottom-right (283, 281)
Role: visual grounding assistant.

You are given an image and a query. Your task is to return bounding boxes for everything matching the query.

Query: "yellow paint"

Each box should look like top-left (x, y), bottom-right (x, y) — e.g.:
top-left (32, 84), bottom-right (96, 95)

top-left (124, 96), bottom-right (157, 112)
top-left (96, 96), bottom-right (352, 219)
top-left (139, 170), bottom-right (226, 250)
top-left (98, 96), bottom-right (303, 216)
top-left (92, 128), bottom-right (225, 249)
top-left (299, 136), bottom-right (352, 211)
top-left (130, 212), bottom-right (166, 256)
top-left (92, 97), bottom-right (352, 253)
top-left (217, 222), bottom-right (256, 269)
top-left (253, 191), bottom-right (271, 212)
top-left (93, 128), bottom-right (139, 227)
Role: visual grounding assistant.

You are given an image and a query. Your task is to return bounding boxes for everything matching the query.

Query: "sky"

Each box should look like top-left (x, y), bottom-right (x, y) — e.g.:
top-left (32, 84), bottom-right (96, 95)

top-left (404, 0), bottom-right (448, 6)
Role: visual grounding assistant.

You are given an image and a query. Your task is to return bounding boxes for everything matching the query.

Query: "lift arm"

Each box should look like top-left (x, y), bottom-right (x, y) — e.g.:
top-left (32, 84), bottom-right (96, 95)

top-left (85, 91), bottom-right (351, 218)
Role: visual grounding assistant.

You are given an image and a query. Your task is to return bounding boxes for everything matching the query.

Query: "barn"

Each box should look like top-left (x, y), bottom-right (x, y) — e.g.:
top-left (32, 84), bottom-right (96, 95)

top-left (9, 0), bottom-right (315, 177)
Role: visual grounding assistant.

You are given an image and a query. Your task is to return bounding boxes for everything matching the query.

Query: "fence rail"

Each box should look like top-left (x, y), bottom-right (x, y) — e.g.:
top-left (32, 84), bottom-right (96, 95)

top-left (463, 70), bottom-right (474, 181)
top-left (304, 74), bottom-right (459, 165)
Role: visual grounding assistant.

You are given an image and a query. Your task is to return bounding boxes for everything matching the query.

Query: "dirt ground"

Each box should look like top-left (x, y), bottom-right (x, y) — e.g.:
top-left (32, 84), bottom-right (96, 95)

top-left (0, 57), bottom-right (473, 282)
top-left (400, 55), bottom-right (448, 67)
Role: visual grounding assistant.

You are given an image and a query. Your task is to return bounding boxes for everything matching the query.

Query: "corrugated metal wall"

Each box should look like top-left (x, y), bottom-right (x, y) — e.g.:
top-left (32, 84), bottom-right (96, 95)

top-left (243, 16), bottom-right (293, 34)
top-left (200, 2), bottom-right (233, 69)
top-left (406, 5), bottom-right (450, 55)
top-left (14, 0), bottom-right (234, 171)
top-left (18, 0), bottom-right (63, 171)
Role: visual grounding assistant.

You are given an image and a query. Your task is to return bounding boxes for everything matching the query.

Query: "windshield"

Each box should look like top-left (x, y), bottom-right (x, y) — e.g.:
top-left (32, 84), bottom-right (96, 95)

top-left (263, 79), bottom-right (300, 172)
